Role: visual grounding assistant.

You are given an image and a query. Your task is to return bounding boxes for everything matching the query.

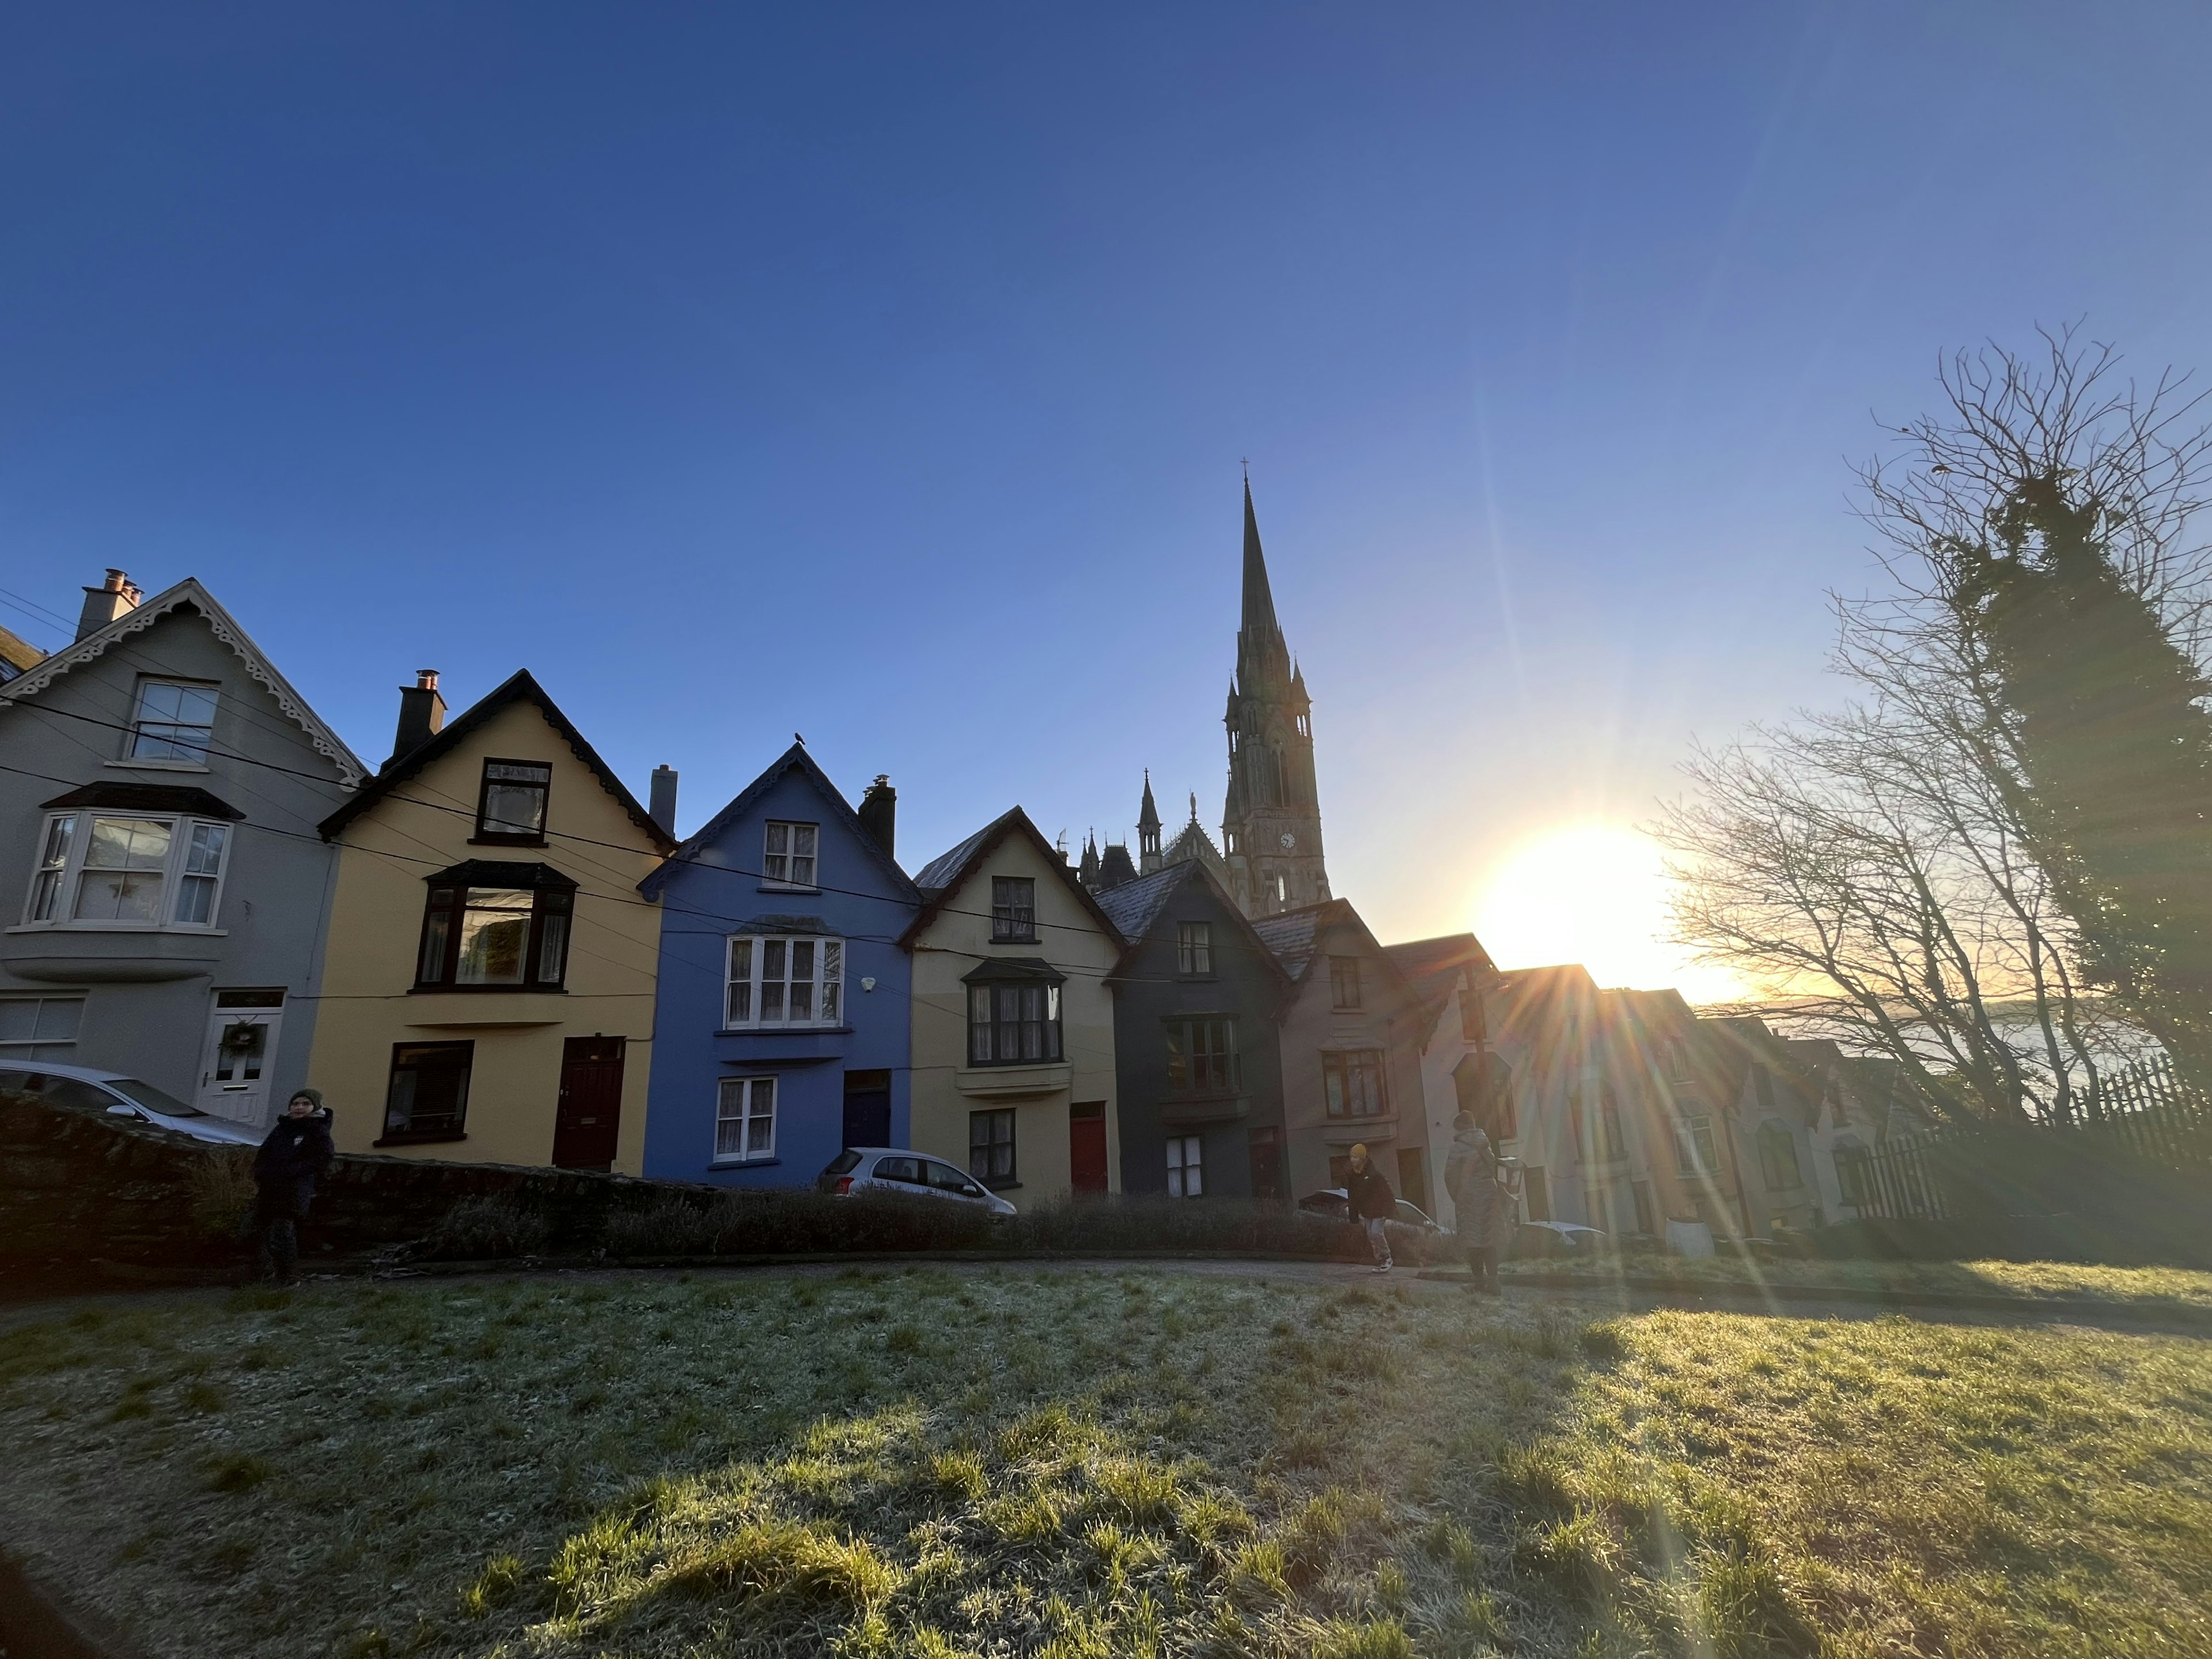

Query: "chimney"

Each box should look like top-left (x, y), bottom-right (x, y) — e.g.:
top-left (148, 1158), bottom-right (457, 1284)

top-left (649, 766), bottom-right (679, 836)
top-left (77, 569), bottom-right (142, 641)
top-left (857, 774), bottom-right (896, 860)
top-left (387, 669), bottom-right (446, 768)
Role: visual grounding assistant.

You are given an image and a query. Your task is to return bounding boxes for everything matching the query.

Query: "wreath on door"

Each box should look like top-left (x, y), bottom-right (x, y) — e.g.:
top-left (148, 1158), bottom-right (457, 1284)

top-left (221, 1024), bottom-right (262, 1053)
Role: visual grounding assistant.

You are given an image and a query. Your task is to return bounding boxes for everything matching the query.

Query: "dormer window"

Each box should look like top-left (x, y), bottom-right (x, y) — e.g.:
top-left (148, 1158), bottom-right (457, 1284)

top-left (763, 821), bottom-right (818, 888)
top-left (475, 760), bottom-right (551, 844)
top-left (128, 680), bottom-right (217, 764)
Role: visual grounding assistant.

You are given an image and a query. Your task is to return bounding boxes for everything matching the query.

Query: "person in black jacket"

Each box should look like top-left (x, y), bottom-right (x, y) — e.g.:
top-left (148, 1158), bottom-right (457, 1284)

top-left (251, 1089), bottom-right (334, 1283)
top-left (1343, 1143), bottom-right (1397, 1273)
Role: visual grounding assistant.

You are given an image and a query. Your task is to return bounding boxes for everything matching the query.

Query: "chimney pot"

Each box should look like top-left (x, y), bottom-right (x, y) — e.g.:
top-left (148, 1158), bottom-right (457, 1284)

top-left (76, 569), bottom-right (143, 641)
top-left (416, 669), bottom-right (439, 691)
top-left (649, 765), bottom-right (679, 837)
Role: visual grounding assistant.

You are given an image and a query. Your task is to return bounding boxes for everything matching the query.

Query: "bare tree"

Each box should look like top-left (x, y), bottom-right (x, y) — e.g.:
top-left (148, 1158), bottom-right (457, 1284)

top-left (1659, 709), bottom-right (2112, 1123)
top-left (1662, 328), bottom-right (2211, 1113)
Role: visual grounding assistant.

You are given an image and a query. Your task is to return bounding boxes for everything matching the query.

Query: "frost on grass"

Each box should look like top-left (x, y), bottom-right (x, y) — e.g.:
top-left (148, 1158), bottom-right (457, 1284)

top-left (1, 1270), bottom-right (2209, 1658)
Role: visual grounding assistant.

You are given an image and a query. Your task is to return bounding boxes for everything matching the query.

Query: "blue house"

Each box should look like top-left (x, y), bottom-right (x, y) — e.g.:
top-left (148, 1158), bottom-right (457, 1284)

top-left (639, 745), bottom-right (918, 1186)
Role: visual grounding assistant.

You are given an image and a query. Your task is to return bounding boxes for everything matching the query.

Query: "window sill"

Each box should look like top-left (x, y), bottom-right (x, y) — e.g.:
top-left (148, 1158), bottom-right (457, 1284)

top-left (103, 758), bottom-right (210, 774)
top-left (468, 835), bottom-right (549, 849)
top-left (718, 1024), bottom-right (854, 1036)
top-left (408, 984), bottom-right (569, 995)
top-left (757, 885), bottom-right (821, 896)
top-left (374, 1130), bottom-right (468, 1147)
top-left (988, 935), bottom-right (1041, 946)
top-left (710, 1156), bottom-right (782, 1169)
top-left (6, 923), bottom-right (227, 937)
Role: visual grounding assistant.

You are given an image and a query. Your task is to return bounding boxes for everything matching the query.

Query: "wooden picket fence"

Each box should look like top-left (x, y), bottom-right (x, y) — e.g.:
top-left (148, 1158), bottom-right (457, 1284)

top-left (1843, 1052), bottom-right (2211, 1222)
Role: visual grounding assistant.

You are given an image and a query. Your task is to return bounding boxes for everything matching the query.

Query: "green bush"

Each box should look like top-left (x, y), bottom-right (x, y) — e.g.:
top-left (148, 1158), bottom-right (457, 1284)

top-left (423, 1196), bottom-right (553, 1260)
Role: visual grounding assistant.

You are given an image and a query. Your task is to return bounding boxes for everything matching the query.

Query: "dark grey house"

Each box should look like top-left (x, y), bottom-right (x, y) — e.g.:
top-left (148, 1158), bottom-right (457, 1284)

top-left (0, 571), bottom-right (365, 1127)
top-left (1095, 858), bottom-right (1291, 1205)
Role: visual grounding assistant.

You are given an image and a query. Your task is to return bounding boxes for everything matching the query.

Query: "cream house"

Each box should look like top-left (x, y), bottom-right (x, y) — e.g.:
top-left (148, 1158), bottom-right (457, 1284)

top-left (903, 808), bottom-right (1125, 1205)
top-left (308, 669), bottom-right (672, 1172)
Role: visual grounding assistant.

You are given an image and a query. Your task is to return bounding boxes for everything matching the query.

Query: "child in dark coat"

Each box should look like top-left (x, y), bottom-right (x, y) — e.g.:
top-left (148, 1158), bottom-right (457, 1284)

top-left (251, 1089), bottom-right (334, 1282)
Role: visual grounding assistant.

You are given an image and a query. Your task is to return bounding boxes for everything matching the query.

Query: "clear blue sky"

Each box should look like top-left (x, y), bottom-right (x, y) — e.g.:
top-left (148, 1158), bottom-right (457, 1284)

top-left (5, 3), bottom-right (2210, 959)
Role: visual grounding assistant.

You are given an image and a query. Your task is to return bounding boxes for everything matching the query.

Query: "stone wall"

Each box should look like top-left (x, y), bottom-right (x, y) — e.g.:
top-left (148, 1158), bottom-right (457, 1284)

top-left (0, 1092), bottom-right (685, 1293)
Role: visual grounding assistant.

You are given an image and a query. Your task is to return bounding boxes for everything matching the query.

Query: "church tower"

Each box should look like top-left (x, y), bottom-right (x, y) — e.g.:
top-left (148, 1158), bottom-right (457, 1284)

top-left (1222, 478), bottom-right (1328, 918)
top-left (1137, 771), bottom-right (1164, 874)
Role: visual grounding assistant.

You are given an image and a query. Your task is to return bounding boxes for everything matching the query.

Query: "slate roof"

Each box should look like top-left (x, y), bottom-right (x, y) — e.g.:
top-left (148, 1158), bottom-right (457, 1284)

top-left (1382, 932), bottom-right (1496, 1005)
top-left (317, 668), bottom-right (674, 851)
top-left (1090, 863), bottom-right (1190, 943)
top-left (1249, 901), bottom-right (1330, 978)
top-left (913, 813), bottom-right (1006, 896)
top-left (0, 623), bottom-right (45, 678)
top-left (639, 741), bottom-right (917, 902)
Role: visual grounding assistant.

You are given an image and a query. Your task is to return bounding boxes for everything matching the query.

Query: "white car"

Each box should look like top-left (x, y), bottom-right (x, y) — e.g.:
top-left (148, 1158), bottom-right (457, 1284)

top-left (0, 1062), bottom-right (264, 1147)
top-left (816, 1147), bottom-right (1018, 1216)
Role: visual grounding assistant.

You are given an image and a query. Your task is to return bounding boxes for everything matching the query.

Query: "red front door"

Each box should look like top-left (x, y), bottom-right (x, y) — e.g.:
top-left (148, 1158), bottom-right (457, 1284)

top-left (553, 1036), bottom-right (625, 1171)
top-left (1070, 1102), bottom-right (1108, 1195)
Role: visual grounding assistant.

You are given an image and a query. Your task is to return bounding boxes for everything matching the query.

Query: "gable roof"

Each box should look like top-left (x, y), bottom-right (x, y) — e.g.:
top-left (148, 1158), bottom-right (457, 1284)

top-left (1251, 896), bottom-right (1406, 997)
top-left (1096, 859), bottom-right (1292, 990)
top-left (316, 668), bottom-right (675, 851)
top-left (0, 577), bottom-right (368, 787)
top-left (639, 742), bottom-right (918, 902)
top-left (1383, 931), bottom-right (1501, 1046)
top-left (901, 805), bottom-right (1127, 949)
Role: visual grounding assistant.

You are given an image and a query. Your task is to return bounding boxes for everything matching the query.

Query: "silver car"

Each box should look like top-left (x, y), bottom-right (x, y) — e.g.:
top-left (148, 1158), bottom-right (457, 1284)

top-left (817, 1147), bottom-right (1018, 1216)
top-left (0, 1062), bottom-right (263, 1147)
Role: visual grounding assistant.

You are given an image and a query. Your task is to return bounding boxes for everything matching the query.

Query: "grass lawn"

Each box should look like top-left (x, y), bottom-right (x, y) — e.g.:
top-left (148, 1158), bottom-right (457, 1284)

top-left (2, 1270), bottom-right (2208, 1658)
top-left (1501, 1253), bottom-right (2212, 1310)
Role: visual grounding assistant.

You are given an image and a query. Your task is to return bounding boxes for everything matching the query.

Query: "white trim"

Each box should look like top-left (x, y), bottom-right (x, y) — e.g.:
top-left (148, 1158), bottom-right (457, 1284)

top-left (0, 578), bottom-right (367, 788)
top-left (18, 809), bottom-right (233, 932)
top-left (723, 933), bottom-right (844, 1029)
top-left (714, 1074), bottom-right (777, 1161)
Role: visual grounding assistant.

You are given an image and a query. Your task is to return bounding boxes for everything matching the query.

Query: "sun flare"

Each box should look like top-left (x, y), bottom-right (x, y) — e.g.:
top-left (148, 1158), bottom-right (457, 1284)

top-left (1474, 823), bottom-right (1739, 1003)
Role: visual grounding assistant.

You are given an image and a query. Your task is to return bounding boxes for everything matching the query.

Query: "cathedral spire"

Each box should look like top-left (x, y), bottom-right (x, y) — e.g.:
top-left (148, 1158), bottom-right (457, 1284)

top-left (1138, 769), bottom-right (1163, 873)
top-left (1241, 476), bottom-right (1281, 642)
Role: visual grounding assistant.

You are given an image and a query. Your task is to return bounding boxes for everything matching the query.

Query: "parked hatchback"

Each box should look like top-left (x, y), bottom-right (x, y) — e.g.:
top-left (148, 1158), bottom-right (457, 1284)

top-left (817, 1147), bottom-right (1018, 1216)
top-left (0, 1063), bottom-right (263, 1146)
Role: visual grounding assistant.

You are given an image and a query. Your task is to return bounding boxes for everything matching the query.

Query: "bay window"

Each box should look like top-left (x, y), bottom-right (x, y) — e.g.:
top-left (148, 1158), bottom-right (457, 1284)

top-left (1322, 1048), bottom-right (1387, 1118)
top-left (414, 863), bottom-right (574, 990)
top-left (21, 800), bottom-right (236, 930)
top-left (724, 934), bottom-right (844, 1028)
top-left (965, 966), bottom-right (1063, 1066)
top-left (1165, 1017), bottom-right (1240, 1095)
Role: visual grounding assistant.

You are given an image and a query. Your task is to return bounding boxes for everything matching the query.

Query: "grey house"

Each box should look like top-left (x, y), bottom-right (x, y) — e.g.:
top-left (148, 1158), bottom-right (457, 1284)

top-left (0, 571), bottom-right (365, 1126)
top-left (1096, 859), bottom-right (1292, 1204)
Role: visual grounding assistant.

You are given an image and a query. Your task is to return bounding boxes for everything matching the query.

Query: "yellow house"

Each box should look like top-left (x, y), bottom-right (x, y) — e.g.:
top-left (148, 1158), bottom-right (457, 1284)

top-left (309, 669), bottom-right (673, 1172)
top-left (903, 808), bottom-right (1125, 1205)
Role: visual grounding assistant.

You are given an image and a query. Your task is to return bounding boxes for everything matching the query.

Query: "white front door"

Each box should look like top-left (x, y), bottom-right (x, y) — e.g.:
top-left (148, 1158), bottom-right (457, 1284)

top-left (197, 988), bottom-right (286, 1124)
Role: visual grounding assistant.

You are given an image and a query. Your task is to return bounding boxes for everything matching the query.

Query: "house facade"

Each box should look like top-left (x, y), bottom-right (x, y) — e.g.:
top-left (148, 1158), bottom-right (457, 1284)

top-left (308, 669), bottom-right (673, 1171)
top-left (0, 571), bottom-right (364, 1127)
top-left (639, 745), bottom-right (918, 1186)
top-left (1252, 899), bottom-right (1435, 1213)
top-left (1095, 859), bottom-right (1291, 1205)
top-left (1382, 932), bottom-right (1502, 1231)
top-left (904, 808), bottom-right (1125, 1205)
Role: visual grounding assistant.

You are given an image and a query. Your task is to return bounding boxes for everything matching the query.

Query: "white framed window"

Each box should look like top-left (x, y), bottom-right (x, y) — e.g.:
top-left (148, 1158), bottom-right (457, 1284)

top-left (128, 680), bottom-right (218, 763)
top-left (724, 935), bottom-right (843, 1028)
top-left (762, 821), bottom-right (818, 888)
top-left (1166, 1134), bottom-right (1204, 1198)
top-left (0, 995), bottom-right (85, 1059)
top-left (21, 813), bottom-right (232, 929)
top-left (716, 1075), bottom-right (776, 1161)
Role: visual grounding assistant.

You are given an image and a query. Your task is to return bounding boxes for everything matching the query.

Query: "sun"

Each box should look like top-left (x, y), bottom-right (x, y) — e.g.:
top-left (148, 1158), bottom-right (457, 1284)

top-left (1473, 824), bottom-right (1740, 1002)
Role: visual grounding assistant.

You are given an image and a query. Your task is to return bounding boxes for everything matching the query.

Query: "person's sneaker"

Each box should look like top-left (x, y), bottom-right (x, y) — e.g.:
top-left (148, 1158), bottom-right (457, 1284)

top-left (1372, 1262), bottom-right (1392, 1273)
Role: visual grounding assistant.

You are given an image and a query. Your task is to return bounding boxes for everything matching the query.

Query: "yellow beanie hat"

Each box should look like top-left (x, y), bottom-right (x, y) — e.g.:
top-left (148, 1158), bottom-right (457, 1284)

top-left (1350, 1143), bottom-right (1369, 1161)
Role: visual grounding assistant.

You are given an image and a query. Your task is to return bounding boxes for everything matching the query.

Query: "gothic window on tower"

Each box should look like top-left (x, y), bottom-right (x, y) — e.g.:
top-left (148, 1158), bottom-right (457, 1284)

top-left (1296, 713), bottom-right (1310, 737)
